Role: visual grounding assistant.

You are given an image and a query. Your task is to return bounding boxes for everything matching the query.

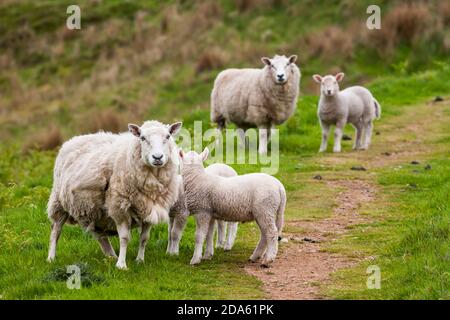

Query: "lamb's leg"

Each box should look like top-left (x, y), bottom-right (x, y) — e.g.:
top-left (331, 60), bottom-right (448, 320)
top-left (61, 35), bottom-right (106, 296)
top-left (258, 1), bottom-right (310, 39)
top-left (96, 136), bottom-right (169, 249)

top-left (190, 212), bottom-right (211, 265)
top-left (319, 122), bottom-right (330, 152)
top-left (362, 121), bottom-right (373, 150)
top-left (47, 214), bottom-right (68, 262)
top-left (136, 222), bottom-right (152, 263)
top-left (333, 121), bottom-right (345, 153)
top-left (353, 122), bottom-right (364, 150)
top-left (258, 126), bottom-right (268, 155)
top-left (203, 218), bottom-right (216, 260)
top-left (168, 212), bottom-right (188, 255)
top-left (249, 232), bottom-right (267, 263)
top-left (260, 221), bottom-right (279, 268)
top-left (224, 222), bottom-right (238, 251)
top-left (166, 216), bottom-right (174, 254)
top-left (91, 231), bottom-right (117, 258)
top-left (216, 220), bottom-right (226, 248)
top-left (116, 220), bottom-right (131, 269)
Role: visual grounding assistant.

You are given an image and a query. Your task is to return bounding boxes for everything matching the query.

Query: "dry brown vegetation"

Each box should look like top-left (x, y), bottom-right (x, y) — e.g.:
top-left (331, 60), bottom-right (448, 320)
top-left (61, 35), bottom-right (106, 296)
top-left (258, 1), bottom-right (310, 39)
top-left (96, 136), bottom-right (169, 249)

top-left (23, 125), bottom-right (62, 153)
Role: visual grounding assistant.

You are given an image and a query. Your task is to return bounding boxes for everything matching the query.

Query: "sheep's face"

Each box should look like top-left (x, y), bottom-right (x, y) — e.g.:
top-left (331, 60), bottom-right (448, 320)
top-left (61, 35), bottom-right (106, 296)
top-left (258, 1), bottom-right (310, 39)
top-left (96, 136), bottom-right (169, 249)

top-left (128, 121), bottom-right (182, 168)
top-left (262, 54), bottom-right (298, 85)
top-left (313, 73), bottom-right (345, 97)
top-left (179, 148), bottom-right (209, 166)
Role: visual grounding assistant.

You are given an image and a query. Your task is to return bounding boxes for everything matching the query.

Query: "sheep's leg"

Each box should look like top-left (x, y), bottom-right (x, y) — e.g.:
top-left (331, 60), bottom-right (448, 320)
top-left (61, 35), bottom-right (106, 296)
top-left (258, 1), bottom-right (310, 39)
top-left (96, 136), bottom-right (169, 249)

top-left (353, 122), bottom-right (364, 150)
top-left (166, 216), bottom-right (174, 254)
top-left (216, 220), bottom-right (226, 248)
top-left (47, 214), bottom-right (68, 262)
top-left (136, 222), bottom-right (152, 263)
top-left (190, 212), bottom-right (211, 265)
top-left (319, 122), bottom-right (330, 152)
top-left (258, 127), bottom-right (268, 155)
top-left (91, 231), bottom-right (117, 258)
top-left (362, 121), bottom-right (373, 150)
top-left (168, 212), bottom-right (188, 255)
top-left (249, 232), bottom-right (267, 263)
top-left (333, 121), bottom-right (345, 153)
top-left (203, 218), bottom-right (216, 260)
top-left (116, 220), bottom-right (131, 269)
top-left (237, 128), bottom-right (247, 148)
top-left (260, 221), bottom-right (279, 268)
top-left (224, 222), bottom-right (238, 251)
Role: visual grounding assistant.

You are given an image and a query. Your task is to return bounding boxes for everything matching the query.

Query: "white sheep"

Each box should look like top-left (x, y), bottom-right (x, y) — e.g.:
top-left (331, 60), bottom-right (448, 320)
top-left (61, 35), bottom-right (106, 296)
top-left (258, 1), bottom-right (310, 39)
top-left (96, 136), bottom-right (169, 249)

top-left (313, 73), bottom-right (381, 152)
top-left (167, 163), bottom-right (239, 256)
top-left (179, 148), bottom-right (286, 267)
top-left (47, 120), bottom-right (182, 270)
top-left (211, 54), bottom-right (301, 154)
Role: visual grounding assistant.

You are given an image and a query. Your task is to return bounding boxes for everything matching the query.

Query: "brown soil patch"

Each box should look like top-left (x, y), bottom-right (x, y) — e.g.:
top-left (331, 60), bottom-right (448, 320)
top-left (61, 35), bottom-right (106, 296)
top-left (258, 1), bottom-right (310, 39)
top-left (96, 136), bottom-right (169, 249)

top-left (245, 180), bottom-right (376, 299)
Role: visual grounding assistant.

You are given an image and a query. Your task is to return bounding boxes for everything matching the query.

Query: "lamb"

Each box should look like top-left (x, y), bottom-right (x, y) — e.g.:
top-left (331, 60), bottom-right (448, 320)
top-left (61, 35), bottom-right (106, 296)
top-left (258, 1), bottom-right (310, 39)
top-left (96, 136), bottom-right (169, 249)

top-left (313, 73), bottom-right (381, 153)
top-left (179, 148), bottom-right (286, 267)
top-left (47, 120), bottom-right (182, 270)
top-left (166, 163), bottom-right (239, 256)
top-left (211, 54), bottom-right (301, 154)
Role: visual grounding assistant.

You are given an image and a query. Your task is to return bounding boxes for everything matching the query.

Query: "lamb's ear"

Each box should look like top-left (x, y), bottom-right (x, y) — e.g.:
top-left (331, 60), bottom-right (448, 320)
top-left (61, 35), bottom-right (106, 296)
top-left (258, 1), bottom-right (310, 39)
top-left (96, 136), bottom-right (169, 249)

top-left (335, 72), bottom-right (345, 82)
top-left (201, 147), bottom-right (209, 162)
top-left (261, 57), bottom-right (271, 66)
top-left (128, 124), bottom-right (141, 137)
top-left (169, 122), bottom-right (182, 136)
top-left (312, 74), bottom-right (322, 83)
top-left (288, 55), bottom-right (297, 64)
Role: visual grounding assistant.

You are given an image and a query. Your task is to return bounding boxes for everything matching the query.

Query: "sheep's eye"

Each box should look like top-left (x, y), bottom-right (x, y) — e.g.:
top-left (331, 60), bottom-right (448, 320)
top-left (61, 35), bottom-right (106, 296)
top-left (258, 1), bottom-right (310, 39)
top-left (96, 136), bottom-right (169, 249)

top-left (140, 136), bottom-right (146, 141)
top-left (166, 134), bottom-right (170, 140)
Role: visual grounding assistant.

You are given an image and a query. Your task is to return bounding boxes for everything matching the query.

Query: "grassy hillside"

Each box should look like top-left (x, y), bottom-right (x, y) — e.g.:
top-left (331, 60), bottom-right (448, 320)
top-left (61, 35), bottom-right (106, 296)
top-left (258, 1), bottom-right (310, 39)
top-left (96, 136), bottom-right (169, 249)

top-left (0, 0), bottom-right (449, 299)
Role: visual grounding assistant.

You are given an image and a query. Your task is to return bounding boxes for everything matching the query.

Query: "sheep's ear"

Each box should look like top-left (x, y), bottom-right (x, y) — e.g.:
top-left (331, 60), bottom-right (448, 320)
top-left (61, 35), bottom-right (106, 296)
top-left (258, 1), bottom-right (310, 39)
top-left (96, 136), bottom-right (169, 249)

top-left (128, 124), bottom-right (141, 137)
top-left (288, 55), bottom-right (297, 64)
top-left (201, 147), bottom-right (209, 162)
top-left (169, 122), bottom-right (182, 136)
top-left (312, 74), bottom-right (322, 83)
top-left (335, 72), bottom-right (345, 82)
top-left (179, 149), bottom-right (184, 159)
top-left (261, 57), bottom-right (271, 66)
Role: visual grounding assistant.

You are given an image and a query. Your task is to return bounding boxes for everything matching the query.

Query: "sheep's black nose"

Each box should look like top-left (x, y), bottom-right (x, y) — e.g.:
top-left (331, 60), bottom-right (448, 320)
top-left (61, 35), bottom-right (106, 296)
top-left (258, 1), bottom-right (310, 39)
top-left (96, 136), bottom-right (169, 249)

top-left (327, 90), bottom-right (331, 94)
top-left (277, 74), bottom-right (284, 80)
top-left (152, 153), bottom-right (163, 160)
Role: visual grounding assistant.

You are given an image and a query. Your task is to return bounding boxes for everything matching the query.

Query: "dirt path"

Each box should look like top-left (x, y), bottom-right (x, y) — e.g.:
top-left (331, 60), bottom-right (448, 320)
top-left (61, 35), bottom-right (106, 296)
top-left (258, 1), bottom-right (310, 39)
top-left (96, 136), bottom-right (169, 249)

top-left (245, 100), bottom-right (449, 299)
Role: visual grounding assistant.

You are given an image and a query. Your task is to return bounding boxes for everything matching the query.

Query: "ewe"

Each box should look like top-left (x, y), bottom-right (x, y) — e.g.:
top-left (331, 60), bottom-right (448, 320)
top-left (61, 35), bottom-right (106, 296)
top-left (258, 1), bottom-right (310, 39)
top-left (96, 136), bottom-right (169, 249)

top-left (180, 148), bottom-right (286, 267)
top-left (313, 73), bottom-right (381, 152)
top-left (47, 121), bottom-right (182, 269)
top-left (167, 163), bottom-right (239, 256)
top-left (211, 54), bottom-right (301, 154)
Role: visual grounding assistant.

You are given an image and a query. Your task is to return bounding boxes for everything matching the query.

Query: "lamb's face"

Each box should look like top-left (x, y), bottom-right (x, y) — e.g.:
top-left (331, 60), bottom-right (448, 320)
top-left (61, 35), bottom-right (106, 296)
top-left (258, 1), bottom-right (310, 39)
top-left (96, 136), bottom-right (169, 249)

top-left (313, 73), bottom-right (345, 97)
top-left (128, 122), bottom-right (182, 168)
top-left (179, 148), bottom-right (209, 166)
top-left (261, 54), bottom-right (298, 85)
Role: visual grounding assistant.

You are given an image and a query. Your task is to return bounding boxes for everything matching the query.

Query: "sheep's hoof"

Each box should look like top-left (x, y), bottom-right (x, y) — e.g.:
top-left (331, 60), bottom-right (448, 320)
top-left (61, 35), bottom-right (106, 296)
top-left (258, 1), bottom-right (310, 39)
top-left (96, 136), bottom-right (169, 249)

top-left (116, 261), bottom-right (128, 270)
top-left (190, 258), bottom-right (201, 265)
top-left (202, 254), bottom-right (213, 260)
top-left (216, 242), bottom-right (225, 249)
top-left (260, 263), bottom-right (271, 269)
top-left (47, 257), bottom-right (55, 263)
top-left (223, 246), bottom-right (233, 251)
top-left (135, 258), bottom-right (144, 264)
top-left (167, 251), bottom-right (179, 256)
top-left (333, 149), bottom-right (341, 153)
top-left (248, 257), bottom-right (259, 263)
top-left (318, 148), bottom-right (326, 153)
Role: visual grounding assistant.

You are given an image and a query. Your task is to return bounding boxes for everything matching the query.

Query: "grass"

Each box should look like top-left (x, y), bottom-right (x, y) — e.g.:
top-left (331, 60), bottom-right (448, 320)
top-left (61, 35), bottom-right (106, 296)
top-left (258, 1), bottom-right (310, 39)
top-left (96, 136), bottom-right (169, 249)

top-left (1, 62), bottom-right (449, 299)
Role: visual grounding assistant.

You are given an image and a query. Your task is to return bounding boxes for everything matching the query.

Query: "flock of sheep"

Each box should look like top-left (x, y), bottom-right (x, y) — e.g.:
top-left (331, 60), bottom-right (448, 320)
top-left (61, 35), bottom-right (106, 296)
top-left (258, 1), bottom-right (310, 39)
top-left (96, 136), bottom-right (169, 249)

top-left (46, 54), bottom-right (381, 269)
